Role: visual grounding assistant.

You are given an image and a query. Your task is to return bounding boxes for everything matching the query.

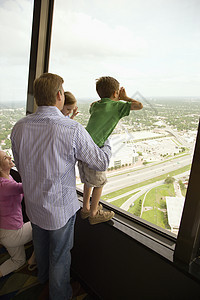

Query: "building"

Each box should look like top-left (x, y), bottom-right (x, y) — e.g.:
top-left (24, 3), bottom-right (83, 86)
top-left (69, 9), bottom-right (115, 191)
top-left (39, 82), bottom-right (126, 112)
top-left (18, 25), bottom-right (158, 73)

top-left (166, 196), bottom-right (185, 234)
top-left (109, 134), bottom-right (139, 168)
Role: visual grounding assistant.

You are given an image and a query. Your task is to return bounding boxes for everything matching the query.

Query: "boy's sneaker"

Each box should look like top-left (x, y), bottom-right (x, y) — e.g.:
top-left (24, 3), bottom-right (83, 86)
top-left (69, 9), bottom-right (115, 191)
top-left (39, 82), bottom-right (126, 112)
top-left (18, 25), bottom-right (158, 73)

top-left (80, 204), bottom-right (103, 219)
top-left (89, 210), bottom-right (115, 225)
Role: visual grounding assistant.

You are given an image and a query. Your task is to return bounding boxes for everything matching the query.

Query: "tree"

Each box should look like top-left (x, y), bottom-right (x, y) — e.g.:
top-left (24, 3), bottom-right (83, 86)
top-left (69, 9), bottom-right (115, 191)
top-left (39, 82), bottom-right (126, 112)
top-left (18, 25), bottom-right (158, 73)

top-left (178, 180), bottom-right (186, 191)
top-left (164, 176), bottom-right (175, 184)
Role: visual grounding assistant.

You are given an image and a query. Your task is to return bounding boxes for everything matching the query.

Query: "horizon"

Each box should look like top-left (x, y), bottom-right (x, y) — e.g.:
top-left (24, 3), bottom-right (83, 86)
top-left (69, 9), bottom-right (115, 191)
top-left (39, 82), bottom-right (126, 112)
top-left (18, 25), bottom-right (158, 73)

top-left (1, 95), bottom-right (200, 108)
top-left (0, 0), bottom-right (200, 105)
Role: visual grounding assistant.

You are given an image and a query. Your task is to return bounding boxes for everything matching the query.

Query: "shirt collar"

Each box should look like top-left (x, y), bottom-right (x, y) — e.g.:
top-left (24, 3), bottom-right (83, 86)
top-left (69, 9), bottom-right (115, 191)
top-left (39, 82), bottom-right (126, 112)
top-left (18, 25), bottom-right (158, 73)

top-left (100, 98), bottom-right (113, 102)
top-left (36, 106), bottom-right (64, 117)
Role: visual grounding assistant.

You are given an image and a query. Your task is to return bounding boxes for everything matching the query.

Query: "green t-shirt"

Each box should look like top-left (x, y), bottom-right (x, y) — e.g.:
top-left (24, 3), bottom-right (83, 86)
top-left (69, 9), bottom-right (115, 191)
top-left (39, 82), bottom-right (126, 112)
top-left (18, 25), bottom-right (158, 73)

top-left (86, 98), bottom-right (131, 147)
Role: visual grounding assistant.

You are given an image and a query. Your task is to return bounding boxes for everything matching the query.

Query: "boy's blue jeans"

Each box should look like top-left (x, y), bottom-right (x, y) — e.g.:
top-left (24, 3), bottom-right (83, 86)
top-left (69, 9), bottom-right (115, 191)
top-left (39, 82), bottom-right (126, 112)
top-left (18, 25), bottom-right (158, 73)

top-left (31, 214), bottom-right (76, 300)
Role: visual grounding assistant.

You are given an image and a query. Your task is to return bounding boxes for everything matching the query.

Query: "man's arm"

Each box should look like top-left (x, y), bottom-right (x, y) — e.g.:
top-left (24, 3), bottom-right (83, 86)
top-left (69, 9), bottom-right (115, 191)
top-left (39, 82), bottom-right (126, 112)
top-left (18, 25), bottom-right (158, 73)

top-left (74, 124), bottom-right (111, 171)
top-left (119, 87), bottom-right (143, 110)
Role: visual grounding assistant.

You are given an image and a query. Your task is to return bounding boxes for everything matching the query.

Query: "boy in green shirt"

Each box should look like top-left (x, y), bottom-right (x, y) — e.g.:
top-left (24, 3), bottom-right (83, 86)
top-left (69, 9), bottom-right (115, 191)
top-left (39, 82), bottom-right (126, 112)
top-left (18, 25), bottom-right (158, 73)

top-left (78, 76), bottom-right (143, 225)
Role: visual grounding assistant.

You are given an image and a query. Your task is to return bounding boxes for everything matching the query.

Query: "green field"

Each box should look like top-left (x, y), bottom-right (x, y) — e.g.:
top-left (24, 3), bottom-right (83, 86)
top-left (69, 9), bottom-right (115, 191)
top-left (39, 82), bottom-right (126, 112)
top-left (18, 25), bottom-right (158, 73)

top-left (142, 209), bottom-right (170, 229)
top-left (132, 184), bottom-right (173, 229)
top-left (128, 196), bottom-right (144, 216)
top-left (143, 184), bottom-right (175, 207)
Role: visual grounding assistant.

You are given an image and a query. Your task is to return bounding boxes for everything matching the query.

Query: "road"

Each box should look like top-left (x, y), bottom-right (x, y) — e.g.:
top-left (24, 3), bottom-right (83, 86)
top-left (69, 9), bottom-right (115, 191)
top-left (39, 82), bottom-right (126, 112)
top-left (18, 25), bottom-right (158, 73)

top-left (102, 154), bottom-right (192, 195)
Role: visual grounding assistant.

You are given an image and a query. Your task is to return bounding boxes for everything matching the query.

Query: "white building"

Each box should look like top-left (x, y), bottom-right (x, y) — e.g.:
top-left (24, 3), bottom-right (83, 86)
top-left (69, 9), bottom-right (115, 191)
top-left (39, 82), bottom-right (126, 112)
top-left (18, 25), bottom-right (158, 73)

top-left (166, 196), bottom-right (185, 234)
top-left (109, 134), bottom-right (138, 168)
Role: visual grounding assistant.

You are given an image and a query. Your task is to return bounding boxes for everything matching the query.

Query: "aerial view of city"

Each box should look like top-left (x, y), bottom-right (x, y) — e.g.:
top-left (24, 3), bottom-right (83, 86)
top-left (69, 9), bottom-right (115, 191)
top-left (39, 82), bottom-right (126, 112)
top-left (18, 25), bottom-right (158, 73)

top-left (1, 96), bottom-right (200, 234)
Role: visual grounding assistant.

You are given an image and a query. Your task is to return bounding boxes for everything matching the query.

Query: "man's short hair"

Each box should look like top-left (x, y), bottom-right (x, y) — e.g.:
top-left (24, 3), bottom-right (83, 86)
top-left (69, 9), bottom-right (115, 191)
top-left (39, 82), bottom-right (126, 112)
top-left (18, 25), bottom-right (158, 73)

top-left (33, 73), bottom-right (64, 106)
top-left (96, 76), bottom-right (119, 98)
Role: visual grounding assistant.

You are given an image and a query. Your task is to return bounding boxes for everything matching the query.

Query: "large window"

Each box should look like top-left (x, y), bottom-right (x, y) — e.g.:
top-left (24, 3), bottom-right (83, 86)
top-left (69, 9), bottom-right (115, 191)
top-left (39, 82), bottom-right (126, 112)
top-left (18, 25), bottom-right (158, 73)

top-left (49, 0), bottom-right (200, 235)
top-left (0, 0), bottom-right (33, 154)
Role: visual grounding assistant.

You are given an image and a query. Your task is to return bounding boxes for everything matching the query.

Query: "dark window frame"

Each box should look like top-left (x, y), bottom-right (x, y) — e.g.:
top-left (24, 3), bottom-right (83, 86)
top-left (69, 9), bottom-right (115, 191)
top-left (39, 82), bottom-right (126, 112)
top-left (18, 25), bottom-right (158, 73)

top-left (27, 0), bottom-right (200, 277)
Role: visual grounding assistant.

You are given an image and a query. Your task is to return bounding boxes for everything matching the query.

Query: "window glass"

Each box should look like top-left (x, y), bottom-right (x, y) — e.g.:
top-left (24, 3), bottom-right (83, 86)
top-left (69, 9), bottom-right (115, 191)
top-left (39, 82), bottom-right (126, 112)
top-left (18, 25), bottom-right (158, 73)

top-left (0, 0), bottom-right (33, 155)
top-left (50, 0), bottom-right (200, 235)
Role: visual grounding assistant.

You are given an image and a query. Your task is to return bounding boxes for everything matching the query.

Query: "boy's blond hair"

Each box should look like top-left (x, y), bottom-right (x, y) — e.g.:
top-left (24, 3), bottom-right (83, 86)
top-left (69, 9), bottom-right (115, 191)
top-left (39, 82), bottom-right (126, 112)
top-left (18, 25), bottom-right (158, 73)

top-left (33, 73), bottom-right (64, 106)
top-left (96, 76), bottom-right (119, 98)
top-left (64, 91), bottom-right (76, 105)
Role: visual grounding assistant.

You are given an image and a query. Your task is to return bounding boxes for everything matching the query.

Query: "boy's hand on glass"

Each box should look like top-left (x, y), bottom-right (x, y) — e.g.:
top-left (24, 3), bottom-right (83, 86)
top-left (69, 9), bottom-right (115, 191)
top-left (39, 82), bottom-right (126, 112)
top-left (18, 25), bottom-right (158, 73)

top-left (119, 87), bottom-right (128, 100)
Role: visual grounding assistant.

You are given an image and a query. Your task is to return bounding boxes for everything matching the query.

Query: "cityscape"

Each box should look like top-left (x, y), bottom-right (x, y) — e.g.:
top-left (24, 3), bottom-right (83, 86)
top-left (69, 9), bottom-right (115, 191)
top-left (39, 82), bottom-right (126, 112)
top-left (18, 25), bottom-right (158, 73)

top-left (1, 96), bottom-right (200, 234)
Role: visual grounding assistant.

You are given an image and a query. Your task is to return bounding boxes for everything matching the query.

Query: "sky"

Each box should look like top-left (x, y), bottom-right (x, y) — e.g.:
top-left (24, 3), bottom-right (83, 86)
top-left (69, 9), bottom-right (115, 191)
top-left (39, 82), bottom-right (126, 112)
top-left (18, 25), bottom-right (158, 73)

top-left (0, 0), bottom-right (33, 104)
top-left (0, 0), bottom-right (200, 104)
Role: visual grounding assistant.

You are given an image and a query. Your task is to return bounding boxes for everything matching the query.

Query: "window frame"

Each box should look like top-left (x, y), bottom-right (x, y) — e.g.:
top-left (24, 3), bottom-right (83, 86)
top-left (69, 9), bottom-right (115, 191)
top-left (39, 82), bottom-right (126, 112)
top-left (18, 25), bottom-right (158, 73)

top-left (27, 0), bottom-right (200, 274)
top-left (174, 120), bottom-right (200, 266)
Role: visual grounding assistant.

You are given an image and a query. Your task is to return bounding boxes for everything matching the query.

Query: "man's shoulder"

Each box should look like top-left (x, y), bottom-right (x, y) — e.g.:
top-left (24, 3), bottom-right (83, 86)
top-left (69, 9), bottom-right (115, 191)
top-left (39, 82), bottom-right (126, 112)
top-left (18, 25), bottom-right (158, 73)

top-left (13, 114), bottom-right (31, 126)
top-left (57, 118), bottom-right (86, 137)
top-left (58, 115), bottom-right (81, 127)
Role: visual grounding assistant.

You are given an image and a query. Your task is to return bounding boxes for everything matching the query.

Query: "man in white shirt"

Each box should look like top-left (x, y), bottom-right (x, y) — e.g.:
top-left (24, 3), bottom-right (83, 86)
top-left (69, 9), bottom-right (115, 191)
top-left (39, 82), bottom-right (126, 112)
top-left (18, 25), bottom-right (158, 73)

top-left (11, 73), bottom-right (111, 300)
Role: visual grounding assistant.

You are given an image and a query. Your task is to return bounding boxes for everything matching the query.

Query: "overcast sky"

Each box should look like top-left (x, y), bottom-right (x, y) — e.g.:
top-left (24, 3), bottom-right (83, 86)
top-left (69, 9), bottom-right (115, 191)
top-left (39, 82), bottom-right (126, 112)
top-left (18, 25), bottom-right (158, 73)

top-left (0, 0), bottom-right (200, 104)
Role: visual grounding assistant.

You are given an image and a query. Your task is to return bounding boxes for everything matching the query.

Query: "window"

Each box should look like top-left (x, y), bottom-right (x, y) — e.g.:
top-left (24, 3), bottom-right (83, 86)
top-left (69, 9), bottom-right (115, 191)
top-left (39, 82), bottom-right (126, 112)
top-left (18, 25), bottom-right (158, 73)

top-left (49, 0), bottom-right (200, 235)
top-left (0, 0), bottom-right (33, 155)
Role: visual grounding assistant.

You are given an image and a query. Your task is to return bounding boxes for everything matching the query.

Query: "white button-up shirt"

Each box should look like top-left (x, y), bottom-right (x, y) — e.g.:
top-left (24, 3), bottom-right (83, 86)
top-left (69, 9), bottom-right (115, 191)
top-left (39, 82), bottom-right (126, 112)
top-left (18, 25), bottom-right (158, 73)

top-left (11, 106), bottom-right (111, 230)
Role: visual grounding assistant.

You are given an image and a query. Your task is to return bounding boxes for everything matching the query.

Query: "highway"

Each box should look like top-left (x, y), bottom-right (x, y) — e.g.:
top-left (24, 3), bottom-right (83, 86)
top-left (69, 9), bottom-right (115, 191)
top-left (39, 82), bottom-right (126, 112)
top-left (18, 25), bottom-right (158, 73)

top-left (102, 154), bottom-right (192, 195)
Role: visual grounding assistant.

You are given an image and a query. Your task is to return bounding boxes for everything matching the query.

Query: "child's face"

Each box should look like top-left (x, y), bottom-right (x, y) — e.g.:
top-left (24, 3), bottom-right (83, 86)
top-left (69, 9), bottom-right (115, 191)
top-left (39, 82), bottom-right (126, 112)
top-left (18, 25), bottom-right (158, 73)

top-left (61, 103), bottom-right (77, 116)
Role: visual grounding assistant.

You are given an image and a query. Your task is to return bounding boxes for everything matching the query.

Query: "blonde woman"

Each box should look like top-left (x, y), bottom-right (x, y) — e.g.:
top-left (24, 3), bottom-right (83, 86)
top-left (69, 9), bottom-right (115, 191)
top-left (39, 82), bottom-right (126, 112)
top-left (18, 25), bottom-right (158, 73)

top-left (0, 150), bottom-right (36, 277)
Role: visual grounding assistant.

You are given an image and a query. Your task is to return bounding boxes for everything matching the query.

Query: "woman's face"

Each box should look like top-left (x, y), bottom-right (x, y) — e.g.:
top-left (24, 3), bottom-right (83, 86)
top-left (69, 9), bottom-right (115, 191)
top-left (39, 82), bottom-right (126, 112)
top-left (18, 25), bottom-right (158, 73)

top-left (0, 151), bottom-right (15, 172)
top-left (61, 103), bottom-right (77, 116)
